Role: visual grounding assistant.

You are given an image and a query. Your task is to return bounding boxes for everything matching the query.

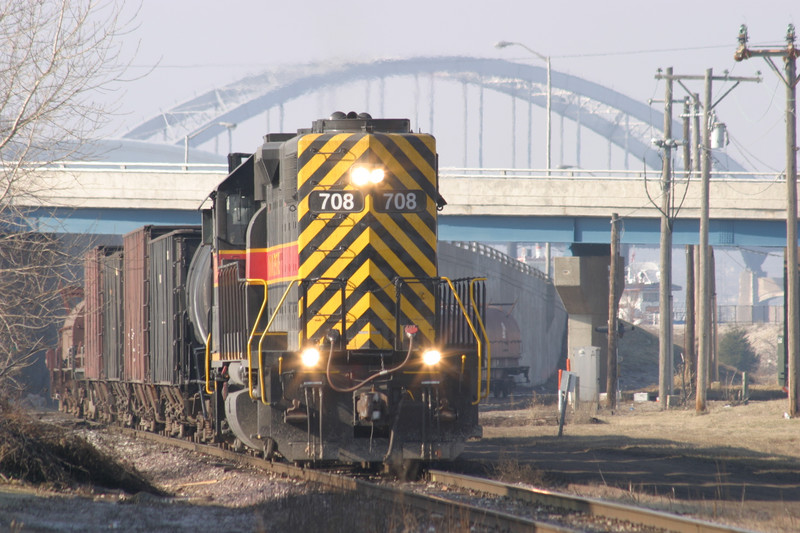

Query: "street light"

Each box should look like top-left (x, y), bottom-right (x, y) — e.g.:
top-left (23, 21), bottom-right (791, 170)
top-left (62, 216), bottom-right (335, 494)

top-left (218, 122), bottom-right (237, 155)
top-left (495, 40), bottom-right (551, 174)
top-left (184, 121), bottom-right (237, 168)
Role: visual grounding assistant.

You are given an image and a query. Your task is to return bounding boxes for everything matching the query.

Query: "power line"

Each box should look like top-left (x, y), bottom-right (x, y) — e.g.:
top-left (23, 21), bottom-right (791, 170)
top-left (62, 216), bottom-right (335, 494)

top-left (553, 43), bottom-right (735, 60)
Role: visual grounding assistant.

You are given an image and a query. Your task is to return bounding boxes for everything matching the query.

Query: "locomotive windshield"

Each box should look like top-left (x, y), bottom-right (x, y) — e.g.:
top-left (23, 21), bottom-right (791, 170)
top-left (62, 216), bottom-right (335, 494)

top-left (225, 192), bottom-right (256, 246)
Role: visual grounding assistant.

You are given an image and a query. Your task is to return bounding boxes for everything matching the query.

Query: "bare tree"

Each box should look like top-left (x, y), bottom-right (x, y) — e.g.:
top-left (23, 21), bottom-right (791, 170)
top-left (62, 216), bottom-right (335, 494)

top-left (0, 0), bottom-right (133, 399)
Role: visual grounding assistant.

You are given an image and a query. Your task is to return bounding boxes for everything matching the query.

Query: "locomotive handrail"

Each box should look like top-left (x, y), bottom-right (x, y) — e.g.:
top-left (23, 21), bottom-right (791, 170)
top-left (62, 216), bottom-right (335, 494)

top-left (258, 279), bottom-right (298, 404)
top-left (245, 279), bottom-right (270, 401)
top-left (469, 278), bottom-right (491, 402)
top-left (441, 277), bottom-right (486, 405)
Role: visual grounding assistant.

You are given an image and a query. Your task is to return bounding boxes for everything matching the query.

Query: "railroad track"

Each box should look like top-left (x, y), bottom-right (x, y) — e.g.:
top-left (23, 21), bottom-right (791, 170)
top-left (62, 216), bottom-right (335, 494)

top-left (112, 426), bottom-right (754, 533)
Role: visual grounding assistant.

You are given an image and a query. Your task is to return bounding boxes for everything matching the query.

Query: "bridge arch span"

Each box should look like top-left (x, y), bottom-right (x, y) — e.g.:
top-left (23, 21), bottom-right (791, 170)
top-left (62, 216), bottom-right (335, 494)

top-left (123, 56), bottom-right (745, 172)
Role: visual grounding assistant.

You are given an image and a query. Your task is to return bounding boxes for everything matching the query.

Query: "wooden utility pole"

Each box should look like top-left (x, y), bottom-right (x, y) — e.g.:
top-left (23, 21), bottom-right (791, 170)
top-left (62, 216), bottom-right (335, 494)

top-left (682, 97), bottom-right (692, 173)
top-left (711, 249), bottom-right (719, 382)
top-left (692, 94), bottom-right (701, 173)
top-left (659, 68), bottom-right (674, 409)
top-left (655, 67), bottom-right (760, 413)
top-left (684, 245), bottom-right (696, 390)
top-left (735, 24), bottom-right (799, 415)
top-left (607, 213), bottom-right (621, 409)
top-left (682, 100), bottom-right (696, 395)
top-left (697, 68), bottom-right (712, 413)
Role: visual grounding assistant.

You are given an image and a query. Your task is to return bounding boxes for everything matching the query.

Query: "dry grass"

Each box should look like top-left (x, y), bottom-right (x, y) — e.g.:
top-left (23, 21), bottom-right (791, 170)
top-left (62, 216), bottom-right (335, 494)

top-left (493, 455), bottom-right (548, 486)
top-left (0, 406), bottom-right (159, 494)
top-left (483, 395), bottom-right (800, 532)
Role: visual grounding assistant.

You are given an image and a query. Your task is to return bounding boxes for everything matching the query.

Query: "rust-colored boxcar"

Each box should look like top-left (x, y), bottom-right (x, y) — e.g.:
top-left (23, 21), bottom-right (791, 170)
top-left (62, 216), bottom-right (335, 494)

top-left (149, 229), bottom-right (201, 385)
top-left (84, 247), bottom-right (120, 380)
top-left (123, 226), bottom-right (196, 382)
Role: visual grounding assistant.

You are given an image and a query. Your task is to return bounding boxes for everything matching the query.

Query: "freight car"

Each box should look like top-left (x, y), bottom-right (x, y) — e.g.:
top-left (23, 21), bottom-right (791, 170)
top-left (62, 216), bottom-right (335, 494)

top-left (48, 112), bottom-right (492, 472)
top-left (484, 306), bottom-right (529, 398)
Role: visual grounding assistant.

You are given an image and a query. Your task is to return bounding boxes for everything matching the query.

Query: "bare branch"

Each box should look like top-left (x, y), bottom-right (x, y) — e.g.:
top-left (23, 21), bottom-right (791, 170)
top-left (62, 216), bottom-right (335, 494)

top-left (0, 0), bottom-right (136, 401)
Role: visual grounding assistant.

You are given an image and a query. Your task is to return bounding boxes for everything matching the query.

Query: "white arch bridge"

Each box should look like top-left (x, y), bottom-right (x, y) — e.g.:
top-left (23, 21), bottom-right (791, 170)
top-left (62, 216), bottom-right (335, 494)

top-left (121, 56), bottom-right (747, 172)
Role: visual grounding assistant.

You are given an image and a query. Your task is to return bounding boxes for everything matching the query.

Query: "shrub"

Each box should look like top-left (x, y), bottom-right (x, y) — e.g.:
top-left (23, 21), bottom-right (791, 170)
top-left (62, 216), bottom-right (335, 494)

top-left (718, 328), bottom-right (758, 373)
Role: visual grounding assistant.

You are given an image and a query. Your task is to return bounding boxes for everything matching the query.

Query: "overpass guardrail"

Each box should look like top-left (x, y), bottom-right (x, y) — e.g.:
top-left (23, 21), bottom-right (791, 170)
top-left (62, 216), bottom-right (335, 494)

top-left (439, 167), bottom-right (786, 182)
top-left (4, 161), bottom-right (229, 173)
top-left (7, 163), bottom-right (785, 180)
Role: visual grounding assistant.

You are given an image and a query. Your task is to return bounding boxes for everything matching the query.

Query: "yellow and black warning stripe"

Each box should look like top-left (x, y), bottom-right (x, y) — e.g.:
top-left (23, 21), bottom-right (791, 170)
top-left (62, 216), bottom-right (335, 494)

top-left (296, 132), bottom-right (438, 350)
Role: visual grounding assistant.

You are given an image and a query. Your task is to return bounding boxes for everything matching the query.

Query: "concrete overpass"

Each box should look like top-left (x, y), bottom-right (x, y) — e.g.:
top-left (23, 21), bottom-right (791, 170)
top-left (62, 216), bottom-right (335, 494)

top-left (19, 163), bottom-right (788, 247)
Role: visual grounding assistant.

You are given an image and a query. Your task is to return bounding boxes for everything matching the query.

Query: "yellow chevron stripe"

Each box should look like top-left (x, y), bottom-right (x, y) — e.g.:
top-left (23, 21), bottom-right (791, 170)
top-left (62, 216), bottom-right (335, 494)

top-left (400, 295), bottom-right (434, 327)
top-left (372, 214), bottom-right (436, 276)
top-left (400, 211), bottom-right (437, 251)
top-left (367, 229), bottom-right (428, 280)
top-left (299, 210), bottom-right (369, 280)
top-left (401, 134), bottom-right (437, 183)
top-left (347, 293), bottom-right (393, 350)
top-left (303, 278), bottom-right (346, 341)
top-left (303, 227), bottom-right (370, 304)
top-left (303, 240), bottom-right (434, 344)
top-left (370, 142), bottom-right (421, 191)
top-left (352, 228), bottom-right (435, 315)
top-left (296, 133), bottom-right (322, 158)
top-left (304, 258), bottom-right (378, 341)
top-left (403, 209), bottom-right (438, 242)
top-left (370, 135), bottom-right (436, 189)
top-left (297, 134), bottom-right (345, 187)
top-left (297, 134), bottom-right (371, 190)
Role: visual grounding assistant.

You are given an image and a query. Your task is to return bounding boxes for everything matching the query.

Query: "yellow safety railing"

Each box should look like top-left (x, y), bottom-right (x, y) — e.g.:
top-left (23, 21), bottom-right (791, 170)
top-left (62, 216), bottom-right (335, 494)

top-left (257, 279), bottom-right (297, 404)
top-left (245, 279), bottom-right (269, 401)
top-left (469, 278), bottom-right (491, 401)
top-left (441, 277), bottom-right (490, 405)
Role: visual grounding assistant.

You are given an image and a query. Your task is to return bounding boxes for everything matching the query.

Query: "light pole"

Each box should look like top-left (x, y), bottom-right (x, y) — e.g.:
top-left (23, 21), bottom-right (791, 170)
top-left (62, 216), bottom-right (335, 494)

top-left (495, 40), bottom-right (551, 174)
top-left (184, 121), bottom-right (237, 167)
top-left (219, 122), bottom-right (237, 154)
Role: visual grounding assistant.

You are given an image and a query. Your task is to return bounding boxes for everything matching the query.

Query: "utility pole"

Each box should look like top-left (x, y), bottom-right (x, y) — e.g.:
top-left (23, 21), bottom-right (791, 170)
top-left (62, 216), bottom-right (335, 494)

top-left (698, 68), bottom-right (713, 413)
top-left (607, 213), bottom-right (621, 409)
top-left (650, 70), bottom-right (691, 410)
top-left (654, 68), bottom-right (760, 413)
top-left (682, 97), bottom-right (692, 173)
top-left (658, 68), bottom-right (675, 409)
top-left (735, 24), bottom-right (799, 416)
top-left (684, 245), bottom-right (696, 392)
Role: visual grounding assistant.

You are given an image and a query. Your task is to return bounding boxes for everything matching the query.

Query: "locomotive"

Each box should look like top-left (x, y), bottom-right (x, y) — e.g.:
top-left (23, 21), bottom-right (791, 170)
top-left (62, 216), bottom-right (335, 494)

top-left (48, 112), bottom-right (491, 470)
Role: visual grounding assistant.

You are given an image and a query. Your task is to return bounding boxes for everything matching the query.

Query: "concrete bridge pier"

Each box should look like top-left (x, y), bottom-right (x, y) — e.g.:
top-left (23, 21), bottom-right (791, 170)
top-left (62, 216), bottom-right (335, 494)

top-left (554, 245), bottom-right (624, 401)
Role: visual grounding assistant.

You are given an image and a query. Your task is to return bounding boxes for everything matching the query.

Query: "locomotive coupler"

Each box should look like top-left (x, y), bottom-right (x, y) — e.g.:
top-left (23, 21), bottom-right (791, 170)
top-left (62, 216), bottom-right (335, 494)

top-left (355, 389), bottom-right (388, 424)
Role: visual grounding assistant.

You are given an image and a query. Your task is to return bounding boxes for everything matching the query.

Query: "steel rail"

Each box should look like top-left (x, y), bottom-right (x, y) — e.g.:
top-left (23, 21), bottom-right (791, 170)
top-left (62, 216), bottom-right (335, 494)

top-left (112, 426), bottom-right (754, 532)
top-left (114, 428), bottom-right (572, 532)
top-left (428, 469), bottom-right (755, 533)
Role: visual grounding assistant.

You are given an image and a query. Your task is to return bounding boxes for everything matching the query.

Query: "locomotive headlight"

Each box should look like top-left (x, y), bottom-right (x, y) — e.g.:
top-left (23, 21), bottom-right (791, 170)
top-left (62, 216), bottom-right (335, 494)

top-left (351, 165), bottom-right (385, 186)
top-left (422, 349), bottom-right (442, 366)
top-left (300, 347), bottom-right (321, 368)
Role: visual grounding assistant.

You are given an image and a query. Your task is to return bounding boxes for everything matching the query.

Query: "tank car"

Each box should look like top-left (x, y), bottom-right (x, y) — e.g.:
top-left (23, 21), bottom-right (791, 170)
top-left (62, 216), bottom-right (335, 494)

top-left (49, 113), bottom-right (492, 470)
top-left (484, 305), bottom-right (529, 397)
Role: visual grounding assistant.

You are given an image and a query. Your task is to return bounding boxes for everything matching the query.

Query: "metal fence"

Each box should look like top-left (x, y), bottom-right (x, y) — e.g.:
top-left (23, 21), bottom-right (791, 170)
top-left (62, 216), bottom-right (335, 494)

top-left (671, 305), bottom-right (783, 325)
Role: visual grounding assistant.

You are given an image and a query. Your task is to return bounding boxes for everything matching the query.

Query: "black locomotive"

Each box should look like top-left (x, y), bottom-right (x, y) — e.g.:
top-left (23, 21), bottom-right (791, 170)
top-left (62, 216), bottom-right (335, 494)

top-left (48, 112), bottom-right (491, 470)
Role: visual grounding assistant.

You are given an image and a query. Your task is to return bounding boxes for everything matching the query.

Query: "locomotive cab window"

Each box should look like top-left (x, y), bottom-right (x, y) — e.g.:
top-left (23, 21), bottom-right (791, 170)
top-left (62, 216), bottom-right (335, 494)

top-left (225, 193), bottom-right (256, 245)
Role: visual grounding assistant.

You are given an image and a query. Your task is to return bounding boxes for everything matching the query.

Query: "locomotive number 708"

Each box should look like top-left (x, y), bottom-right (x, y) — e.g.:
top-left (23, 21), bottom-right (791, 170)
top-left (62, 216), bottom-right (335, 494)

top-left (309, 190), bottom-right (364, 213)
top-left (375, 190), bottom-right (425, 213)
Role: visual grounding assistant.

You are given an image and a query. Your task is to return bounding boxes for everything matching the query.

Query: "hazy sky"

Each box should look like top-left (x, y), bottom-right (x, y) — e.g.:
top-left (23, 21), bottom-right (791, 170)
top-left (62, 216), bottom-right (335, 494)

top-left (112, 0), bottom-right (799, 172)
